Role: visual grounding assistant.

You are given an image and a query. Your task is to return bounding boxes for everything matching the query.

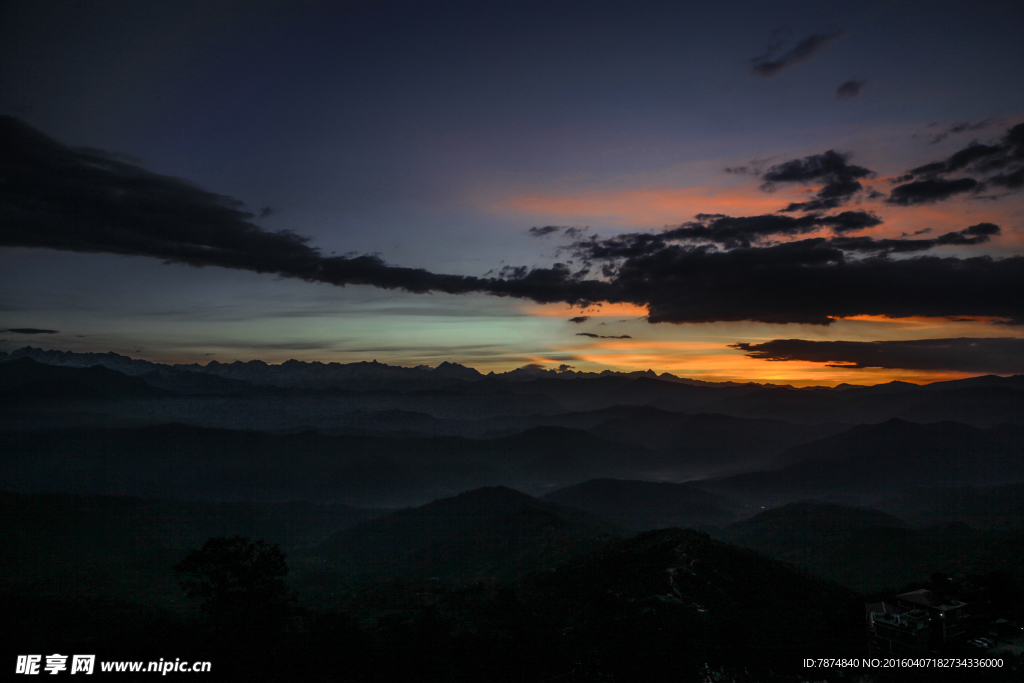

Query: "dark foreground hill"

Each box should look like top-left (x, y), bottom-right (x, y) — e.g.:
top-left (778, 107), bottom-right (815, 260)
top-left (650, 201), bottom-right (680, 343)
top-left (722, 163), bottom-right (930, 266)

top-left (511, 528), bottom-right (866, 681)
top-left (3, 525), bottom-right (875, 683)
top-left (310, 486), bottom-right (618, 581)
top-left (0, 491), bottom-right (388, 603)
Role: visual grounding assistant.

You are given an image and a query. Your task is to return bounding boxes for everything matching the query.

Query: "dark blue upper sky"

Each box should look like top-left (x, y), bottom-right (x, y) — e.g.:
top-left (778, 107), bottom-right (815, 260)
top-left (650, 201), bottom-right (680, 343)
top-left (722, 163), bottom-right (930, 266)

top-left (2, 0), bottom-right (1023, 383)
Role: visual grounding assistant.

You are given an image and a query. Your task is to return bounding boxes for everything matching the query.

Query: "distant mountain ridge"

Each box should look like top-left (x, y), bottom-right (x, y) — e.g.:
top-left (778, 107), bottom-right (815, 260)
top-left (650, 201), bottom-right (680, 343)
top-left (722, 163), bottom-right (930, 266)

top-left (4, 345), bottom-right (1022, 405)
top-left (0, 346), bottom-right (818, 390)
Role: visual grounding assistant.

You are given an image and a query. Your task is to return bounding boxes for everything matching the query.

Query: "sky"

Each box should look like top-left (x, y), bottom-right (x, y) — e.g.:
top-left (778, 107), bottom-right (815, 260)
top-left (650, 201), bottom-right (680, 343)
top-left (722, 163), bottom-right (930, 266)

top-left (1, 0), bottom-right (1023, 385)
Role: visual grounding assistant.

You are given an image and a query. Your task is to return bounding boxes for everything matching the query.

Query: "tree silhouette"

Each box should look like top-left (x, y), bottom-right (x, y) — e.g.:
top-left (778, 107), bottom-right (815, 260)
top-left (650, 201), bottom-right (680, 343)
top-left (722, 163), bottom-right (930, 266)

top-left (175, 536), bottom-right (294, 638)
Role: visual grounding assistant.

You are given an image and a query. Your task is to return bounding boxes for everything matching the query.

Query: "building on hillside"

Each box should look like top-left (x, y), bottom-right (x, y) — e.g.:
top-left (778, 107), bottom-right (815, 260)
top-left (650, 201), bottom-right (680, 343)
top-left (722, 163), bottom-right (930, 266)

top-left (864, 601), bottom-right (897, 632)
top-left (868, 608), bottom-right (932, 656)
top-left (896, 589), bottom-right (968, 643)
top-left (866, 590), bottom-right (968, 655)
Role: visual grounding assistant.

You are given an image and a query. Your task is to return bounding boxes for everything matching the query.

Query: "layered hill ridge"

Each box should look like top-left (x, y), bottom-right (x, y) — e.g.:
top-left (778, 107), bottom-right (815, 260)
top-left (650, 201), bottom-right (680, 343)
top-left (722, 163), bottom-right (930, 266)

top-left (312, 486), bottom-right (618, 580)
top-left (723, 500), bottom-right (909, 540)
top-left (540, 478), bottom-right (735, 531)
top-left (702, 418), bottom-right (1024, 504)
top-left (0, 422), bottom-right (662, 505)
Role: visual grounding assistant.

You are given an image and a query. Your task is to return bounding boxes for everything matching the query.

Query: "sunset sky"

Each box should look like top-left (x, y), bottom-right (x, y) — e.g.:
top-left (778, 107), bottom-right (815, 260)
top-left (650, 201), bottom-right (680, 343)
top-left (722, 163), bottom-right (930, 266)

top-left (2, 0), bottom-right (1023, 385)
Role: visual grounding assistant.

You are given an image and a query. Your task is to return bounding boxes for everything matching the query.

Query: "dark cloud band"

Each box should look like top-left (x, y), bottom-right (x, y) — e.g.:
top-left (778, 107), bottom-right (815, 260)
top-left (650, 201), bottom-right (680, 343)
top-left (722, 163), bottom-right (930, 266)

top-left (731, 337), bottom-right (1024, 374)
top-left (887, 177), bottom-right (980, 205)
top-left (3, 116), bottom-right (1022, 327)
top-left (760, 150), bottom-right (873, 212)
top-left (0, 116), bottom-right (614, 308)
top-left (613, 243), bottom-right (1024, 325)
top-left (3, 328), bottom-right (60, 334)
top-left (572, 210), bottom-right (883, 257)
top-left (890, 123), bottom-right (1024, 204)
top-left (828, 223), bottom-right (999, 253)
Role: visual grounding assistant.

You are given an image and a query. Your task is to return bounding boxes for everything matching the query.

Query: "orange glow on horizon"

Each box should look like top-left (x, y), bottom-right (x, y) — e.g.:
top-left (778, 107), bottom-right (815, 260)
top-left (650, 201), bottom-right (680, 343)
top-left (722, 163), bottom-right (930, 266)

top-left (555, 337), bottom-right (982, 386)
top-left (496, 185), bottom-right (789, 226)
top-left (493, 178), bottom-right (1024, 251)
top-left (523, 301), bottom-right (650, 318)
top-left (835, 314), bottom-right (1017, 327)
top-left (829, 315), bottom-right (1024, 340)
top-left (141, 339), bottom-right (988, 387)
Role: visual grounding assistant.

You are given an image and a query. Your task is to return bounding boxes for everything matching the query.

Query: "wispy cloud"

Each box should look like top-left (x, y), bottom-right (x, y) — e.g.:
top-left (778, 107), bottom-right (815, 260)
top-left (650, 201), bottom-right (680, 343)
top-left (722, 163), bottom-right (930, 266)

top-left (920, 118), bottom-right (1000, 145)
top-left (835, 79), bottom-right (866, 100)
top-left (750, 31), bottom-right (842, 78)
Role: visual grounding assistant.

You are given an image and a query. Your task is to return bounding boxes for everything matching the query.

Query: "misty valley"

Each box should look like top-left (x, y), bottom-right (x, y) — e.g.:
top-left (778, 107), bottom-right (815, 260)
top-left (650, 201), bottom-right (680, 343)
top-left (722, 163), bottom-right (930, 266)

top-left (2, 347), bottom-right (1023, 681)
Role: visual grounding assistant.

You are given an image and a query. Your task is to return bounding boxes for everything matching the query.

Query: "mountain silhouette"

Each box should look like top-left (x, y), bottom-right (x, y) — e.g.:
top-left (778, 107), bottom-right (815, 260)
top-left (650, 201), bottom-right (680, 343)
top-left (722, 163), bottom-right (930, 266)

top-left (0, 356), bottom-right (166, 401)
